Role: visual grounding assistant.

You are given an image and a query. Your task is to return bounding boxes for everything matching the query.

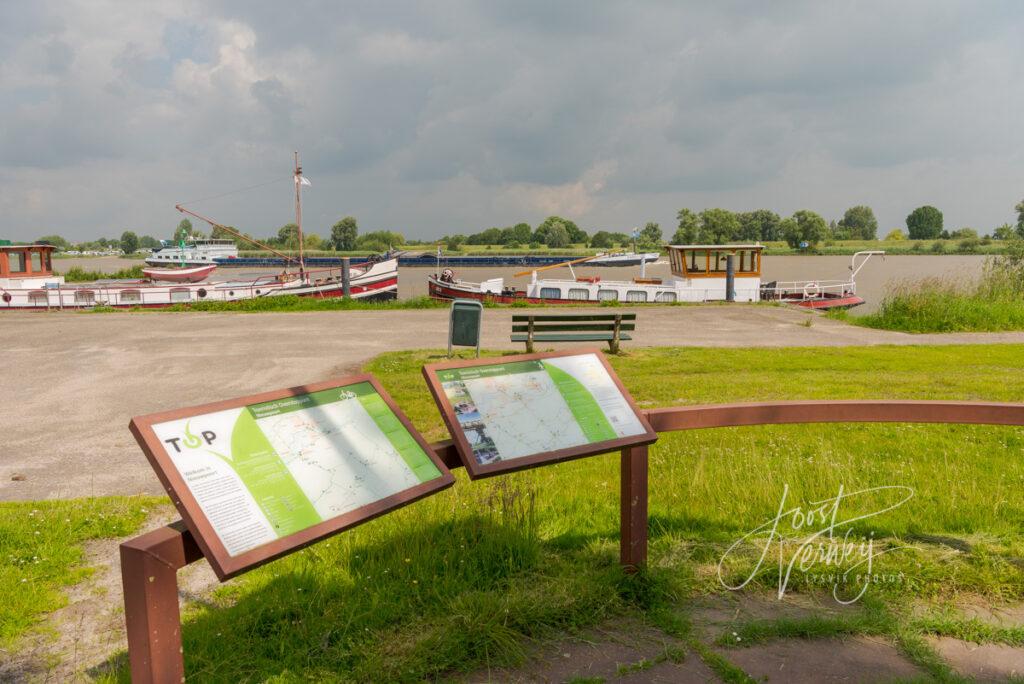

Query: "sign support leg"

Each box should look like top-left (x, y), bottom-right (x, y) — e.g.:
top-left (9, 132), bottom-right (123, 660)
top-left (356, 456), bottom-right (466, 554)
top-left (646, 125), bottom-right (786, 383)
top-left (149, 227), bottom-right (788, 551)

top-left (619, 445), bottom-right (648, 572)
top-left (121, 522), bottom-right (202, 683)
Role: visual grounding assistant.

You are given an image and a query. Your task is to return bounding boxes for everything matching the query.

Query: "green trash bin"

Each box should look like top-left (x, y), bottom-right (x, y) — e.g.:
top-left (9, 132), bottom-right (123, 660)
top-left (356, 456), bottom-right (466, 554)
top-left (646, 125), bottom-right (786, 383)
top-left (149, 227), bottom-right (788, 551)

top-left (449, 299), bottom-right (483, 357)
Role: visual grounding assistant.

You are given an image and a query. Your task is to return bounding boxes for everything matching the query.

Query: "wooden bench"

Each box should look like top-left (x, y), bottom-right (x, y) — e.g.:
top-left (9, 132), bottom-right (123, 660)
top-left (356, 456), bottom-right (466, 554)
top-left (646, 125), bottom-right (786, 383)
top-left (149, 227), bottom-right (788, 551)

top-left (511, 313), bottom-right (636, 353)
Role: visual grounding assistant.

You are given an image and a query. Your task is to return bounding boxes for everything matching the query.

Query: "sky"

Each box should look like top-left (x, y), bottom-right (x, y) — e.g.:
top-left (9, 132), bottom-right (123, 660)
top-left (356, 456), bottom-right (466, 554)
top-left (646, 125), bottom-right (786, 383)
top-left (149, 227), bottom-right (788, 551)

top-left (1, 0), bottom-right (1022, 243)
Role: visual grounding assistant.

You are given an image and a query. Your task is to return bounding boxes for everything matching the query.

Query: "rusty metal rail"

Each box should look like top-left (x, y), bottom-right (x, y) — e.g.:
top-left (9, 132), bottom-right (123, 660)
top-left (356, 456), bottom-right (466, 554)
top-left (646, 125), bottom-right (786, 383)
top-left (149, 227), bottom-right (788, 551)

top-left (120, 400), bottom-right (1024, 682)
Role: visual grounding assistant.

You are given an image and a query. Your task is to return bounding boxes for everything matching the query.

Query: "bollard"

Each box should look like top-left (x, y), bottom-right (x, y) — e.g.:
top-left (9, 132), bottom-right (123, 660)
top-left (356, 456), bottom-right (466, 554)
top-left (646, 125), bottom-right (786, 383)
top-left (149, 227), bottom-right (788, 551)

top-left (342, 257), bottom-right (351, 299)
top-left (726, 254), bottom-right (735, 302)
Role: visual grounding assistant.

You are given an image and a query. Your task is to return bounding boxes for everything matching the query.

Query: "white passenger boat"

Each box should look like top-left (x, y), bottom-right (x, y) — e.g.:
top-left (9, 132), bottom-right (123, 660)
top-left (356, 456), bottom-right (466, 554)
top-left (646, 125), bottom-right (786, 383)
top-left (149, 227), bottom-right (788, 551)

top-left (428, 245), bottom-right (883, 309)
top-left (145, 238), bottom-right (238, 266)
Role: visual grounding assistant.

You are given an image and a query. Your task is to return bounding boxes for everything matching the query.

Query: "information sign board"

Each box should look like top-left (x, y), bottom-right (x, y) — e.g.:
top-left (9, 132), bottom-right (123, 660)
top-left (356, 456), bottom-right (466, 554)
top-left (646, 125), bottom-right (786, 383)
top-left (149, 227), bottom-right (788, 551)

top-left (423, 349), bottom-right (657, 478)
top-left (130, 374), bottom-right (454, 579)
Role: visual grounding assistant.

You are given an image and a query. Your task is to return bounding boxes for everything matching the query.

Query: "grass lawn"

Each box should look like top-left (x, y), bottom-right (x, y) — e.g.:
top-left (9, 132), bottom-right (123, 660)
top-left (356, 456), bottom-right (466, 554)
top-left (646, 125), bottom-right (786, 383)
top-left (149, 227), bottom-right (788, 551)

top-left (0, 497), bottom-right (161, 648)
top-left (93, 344), bottom-right (1024, 681)
top-left (6, 345), bottom-right (1024, 680)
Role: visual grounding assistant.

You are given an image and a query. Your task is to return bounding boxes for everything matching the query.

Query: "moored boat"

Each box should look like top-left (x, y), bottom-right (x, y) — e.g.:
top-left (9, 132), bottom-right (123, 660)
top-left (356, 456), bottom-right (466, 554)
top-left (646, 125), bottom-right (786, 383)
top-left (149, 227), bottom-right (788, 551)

top-left (585, 251), bottom-right (660, 267)
top-left (0, 244), bottom-right (397, 310)
top-left (141, 264), bottom-right (218, 282)
top-left (145, 238), bottom-right (238, 266)
top-left (428, 246), bottom-right (882, 309)
top-left (1, 154), bottom-right (399, 310)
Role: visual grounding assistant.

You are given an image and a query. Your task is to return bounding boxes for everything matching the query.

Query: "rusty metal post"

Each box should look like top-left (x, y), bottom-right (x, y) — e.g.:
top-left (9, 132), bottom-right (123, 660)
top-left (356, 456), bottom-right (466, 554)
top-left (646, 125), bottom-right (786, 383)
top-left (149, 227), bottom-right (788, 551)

top-left (620, 445), bottom-right (649, 572)
top-left (121, 521), bottom-right (203, 684)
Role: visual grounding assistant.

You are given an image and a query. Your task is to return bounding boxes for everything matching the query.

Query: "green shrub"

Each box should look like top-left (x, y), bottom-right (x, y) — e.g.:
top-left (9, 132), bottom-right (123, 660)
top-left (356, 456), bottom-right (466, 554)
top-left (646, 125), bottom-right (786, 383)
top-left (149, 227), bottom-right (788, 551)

top-left (61, 265), bottom-right (145, 282)
top-left (851, 244), bottom-right (1024, 332)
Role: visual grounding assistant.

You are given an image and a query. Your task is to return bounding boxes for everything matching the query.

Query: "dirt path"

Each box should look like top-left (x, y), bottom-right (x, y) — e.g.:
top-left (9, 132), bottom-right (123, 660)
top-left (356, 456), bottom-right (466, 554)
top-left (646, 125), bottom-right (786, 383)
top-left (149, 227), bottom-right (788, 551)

top-left (3, 306), bottom-right (1024, 502)
top-left (0, 506), bottom-right (220, 682)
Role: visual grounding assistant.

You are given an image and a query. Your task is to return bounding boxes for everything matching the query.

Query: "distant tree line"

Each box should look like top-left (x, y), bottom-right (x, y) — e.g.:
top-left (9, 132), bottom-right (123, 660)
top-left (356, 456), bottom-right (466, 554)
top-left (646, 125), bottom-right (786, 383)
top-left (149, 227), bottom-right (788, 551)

top-left (28, 197), bottom-right (1024, 254)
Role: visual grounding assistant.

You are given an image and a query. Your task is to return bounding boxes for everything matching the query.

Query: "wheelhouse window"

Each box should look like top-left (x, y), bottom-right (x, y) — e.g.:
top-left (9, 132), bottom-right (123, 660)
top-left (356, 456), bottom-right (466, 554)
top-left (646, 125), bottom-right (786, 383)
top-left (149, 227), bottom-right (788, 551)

top-left (669, 249), bottom-right (682, 273)
top-left (30, 252), bottom-right (42, 272)
top-left (687, 250), bottom-right (708, 274)
top-left (8, 251), bottom-right (26, 273)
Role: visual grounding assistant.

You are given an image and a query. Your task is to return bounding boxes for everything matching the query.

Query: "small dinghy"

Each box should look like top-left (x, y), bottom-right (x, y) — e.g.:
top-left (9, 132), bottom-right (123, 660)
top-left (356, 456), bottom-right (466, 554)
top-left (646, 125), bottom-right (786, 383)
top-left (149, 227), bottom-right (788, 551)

top-left (141, 264), bottom-right (218, 283)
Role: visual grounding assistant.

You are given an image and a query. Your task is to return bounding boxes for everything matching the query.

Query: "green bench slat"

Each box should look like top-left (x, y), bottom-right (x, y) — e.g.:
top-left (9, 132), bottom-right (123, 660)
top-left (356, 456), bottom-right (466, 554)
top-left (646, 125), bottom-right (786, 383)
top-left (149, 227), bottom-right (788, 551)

top-left (511, 333), bottom-right (634, 342)
top-left (511, 323), bottom-right (636, 332)
top-left (511, 313), bottom-right (637, 322)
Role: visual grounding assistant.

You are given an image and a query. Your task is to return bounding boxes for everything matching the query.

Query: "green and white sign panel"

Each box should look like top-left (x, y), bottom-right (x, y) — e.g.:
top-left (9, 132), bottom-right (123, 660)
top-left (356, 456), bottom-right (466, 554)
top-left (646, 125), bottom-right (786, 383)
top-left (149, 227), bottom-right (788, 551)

top-left (150, 382), bottom-right (443, 557)
top-left (436, 353), bottom-right (648, 467)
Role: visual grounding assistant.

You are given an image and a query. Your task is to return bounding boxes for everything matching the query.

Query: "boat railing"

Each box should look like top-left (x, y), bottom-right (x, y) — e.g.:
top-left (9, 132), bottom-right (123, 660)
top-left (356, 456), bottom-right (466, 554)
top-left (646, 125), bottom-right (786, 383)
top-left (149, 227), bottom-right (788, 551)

top-left (761, 279), bottom-right (854, 300)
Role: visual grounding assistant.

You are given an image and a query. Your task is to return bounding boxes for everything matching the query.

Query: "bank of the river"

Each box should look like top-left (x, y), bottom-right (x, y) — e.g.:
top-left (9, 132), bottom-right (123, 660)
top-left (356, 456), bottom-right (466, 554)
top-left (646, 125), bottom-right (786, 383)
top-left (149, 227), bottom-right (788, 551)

top-left (52, 254), bottom-right (987, 313)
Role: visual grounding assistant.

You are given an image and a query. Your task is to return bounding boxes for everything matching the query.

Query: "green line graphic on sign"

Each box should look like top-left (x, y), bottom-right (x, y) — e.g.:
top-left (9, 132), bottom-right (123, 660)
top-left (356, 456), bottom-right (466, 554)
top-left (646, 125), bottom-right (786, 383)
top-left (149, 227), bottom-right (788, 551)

top-left (228, 409), bottom-right (322, 536)
top-left (544, 363), bottom-right (617, 443)
top-left (356, 387), bottom-right (441, 483)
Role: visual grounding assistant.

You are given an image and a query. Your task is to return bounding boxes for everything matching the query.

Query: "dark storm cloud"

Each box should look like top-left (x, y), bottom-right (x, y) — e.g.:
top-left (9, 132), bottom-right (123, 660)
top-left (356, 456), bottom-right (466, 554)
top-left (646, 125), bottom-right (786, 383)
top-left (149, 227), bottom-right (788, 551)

top-left (1, 1), bottom-right (1022, 241)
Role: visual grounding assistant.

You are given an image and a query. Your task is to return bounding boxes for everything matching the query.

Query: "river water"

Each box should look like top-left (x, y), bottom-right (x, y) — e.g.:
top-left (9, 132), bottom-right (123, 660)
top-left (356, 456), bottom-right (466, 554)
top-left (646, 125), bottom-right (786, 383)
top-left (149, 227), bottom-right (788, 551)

top-left (55, 254), bottom-right (987, 313)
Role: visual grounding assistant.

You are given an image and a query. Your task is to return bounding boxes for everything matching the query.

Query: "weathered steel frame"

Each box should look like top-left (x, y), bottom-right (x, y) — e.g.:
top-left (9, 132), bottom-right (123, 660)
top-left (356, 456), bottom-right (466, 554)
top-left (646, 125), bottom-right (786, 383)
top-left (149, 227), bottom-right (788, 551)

top-left (121, 399), bottom-right (1024, 682)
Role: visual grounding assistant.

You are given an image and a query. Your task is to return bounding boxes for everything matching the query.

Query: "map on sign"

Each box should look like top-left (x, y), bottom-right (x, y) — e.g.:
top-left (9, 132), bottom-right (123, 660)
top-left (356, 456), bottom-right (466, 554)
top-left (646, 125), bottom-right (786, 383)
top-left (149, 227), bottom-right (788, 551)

top-left (148, 382), bottom-right (444, 558)
top-left (434, 353), bottom-right (649, 468)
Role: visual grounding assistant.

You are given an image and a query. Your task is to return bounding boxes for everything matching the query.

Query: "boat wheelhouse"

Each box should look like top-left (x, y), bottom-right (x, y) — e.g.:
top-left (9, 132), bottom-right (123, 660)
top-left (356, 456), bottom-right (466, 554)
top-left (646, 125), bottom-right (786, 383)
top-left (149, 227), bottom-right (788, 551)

top-left (0, 243), bottom-right (60, 290)
top-left (145, 238), bottom-right (238, 266)
top-left (427, 245), bottom-right (880, 309)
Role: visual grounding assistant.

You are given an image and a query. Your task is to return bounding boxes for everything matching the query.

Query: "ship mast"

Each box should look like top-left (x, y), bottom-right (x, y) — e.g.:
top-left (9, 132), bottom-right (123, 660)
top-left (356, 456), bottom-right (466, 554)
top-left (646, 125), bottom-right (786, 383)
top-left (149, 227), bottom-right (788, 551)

top-left (293, 151), bottom-right (306, 280)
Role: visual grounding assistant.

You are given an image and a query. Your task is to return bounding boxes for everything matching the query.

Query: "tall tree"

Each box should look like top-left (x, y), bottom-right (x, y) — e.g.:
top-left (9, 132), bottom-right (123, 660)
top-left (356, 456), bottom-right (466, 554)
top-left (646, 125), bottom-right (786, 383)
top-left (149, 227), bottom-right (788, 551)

top-left (506, 222), bottom-right (533, 245)
top-left (698, 209), bottom-right (740, 244)
top-left (138, 235), bottom-right (161, 249)
top-left (36, 234), bottom-right (70, 250)
top-left (906, 205), bottom-right (943, 239)
top-left (838, 205), bottom-right (878, 240)
top-left (590, 231), bottom-right (614, 249)
top-left (174, 219), bottom-right (193, 242)
top-left (330, 216), bottom-right (359, 251)
top-left (781, 210), bottom-right (829, 249)
top-left (639, 221), bottom-right (662, 248)
top-left (673, 208), bottom-right (702, 244)
top-left (739, 209), bottom-right (781, 241)
top-left (545, 222), bottom-right (570, 247)
top-left (119, 231), bottom-right (139, 254)
top-left (534, 216), bottom-right (585, 244)
top-left (277, 223), bottom-right (300, 249)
